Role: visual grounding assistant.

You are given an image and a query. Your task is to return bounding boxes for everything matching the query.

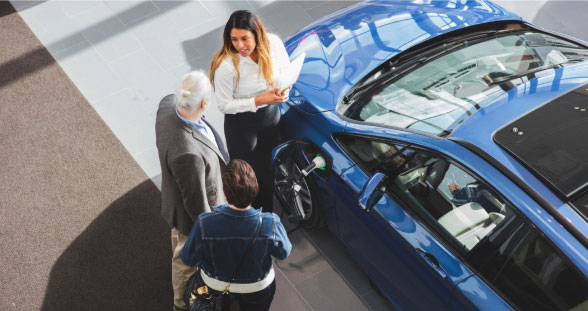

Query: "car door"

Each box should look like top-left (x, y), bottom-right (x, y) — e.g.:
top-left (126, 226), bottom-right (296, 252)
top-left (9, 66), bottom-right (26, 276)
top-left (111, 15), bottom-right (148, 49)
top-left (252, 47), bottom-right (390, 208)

top-left (332, 133), bottom-right (512, 310)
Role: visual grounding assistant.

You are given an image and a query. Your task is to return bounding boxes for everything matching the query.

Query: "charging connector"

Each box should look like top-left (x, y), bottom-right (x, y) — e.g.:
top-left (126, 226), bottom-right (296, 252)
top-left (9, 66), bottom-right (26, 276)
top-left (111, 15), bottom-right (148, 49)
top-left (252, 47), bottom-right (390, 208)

top-left (301, 155), bottom-right (326, 176)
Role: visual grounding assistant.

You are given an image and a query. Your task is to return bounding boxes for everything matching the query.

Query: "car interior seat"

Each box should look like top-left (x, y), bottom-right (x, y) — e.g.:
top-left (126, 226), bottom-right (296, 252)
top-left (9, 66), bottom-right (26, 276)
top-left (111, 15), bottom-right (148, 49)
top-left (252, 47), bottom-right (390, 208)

top-left (438, 202), bottom-right (505, 250)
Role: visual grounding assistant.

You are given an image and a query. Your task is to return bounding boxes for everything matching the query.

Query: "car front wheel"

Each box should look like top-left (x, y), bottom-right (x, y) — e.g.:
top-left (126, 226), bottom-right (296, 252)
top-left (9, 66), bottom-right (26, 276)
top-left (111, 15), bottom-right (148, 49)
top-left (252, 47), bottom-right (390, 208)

top-left (274, 154), bottom-right (323, 229)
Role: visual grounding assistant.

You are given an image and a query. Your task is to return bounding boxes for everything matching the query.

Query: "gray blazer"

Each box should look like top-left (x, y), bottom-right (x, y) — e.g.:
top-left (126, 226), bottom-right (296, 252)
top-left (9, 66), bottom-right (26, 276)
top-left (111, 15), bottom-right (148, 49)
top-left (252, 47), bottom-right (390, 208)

top-left (156, 94), bottom-right (229, 236)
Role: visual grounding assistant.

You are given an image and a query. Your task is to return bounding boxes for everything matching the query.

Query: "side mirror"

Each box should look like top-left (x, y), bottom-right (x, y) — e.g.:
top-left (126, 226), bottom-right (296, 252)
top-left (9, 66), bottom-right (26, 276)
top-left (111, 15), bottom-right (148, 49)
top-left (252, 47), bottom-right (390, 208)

top-left (358, 172), bottom-right (387, 212)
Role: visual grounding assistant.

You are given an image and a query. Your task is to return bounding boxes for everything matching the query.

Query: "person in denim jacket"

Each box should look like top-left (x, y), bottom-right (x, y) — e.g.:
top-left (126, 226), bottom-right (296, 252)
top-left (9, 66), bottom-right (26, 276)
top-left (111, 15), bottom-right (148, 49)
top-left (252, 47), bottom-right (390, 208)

top-left (181, 159), bottom-right (291, 310)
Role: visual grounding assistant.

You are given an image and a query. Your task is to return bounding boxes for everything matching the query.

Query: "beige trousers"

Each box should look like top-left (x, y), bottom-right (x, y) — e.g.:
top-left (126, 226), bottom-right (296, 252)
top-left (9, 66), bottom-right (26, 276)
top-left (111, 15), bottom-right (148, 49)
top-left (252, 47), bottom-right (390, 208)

top-left (171, 228), bottom-right (198, 310)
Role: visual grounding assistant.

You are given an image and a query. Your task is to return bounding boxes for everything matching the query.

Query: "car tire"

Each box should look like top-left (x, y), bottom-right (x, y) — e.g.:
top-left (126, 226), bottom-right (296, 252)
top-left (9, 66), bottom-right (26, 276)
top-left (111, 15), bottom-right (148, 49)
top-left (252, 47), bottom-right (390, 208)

top-left (274, 154), bottom-right (324, 229)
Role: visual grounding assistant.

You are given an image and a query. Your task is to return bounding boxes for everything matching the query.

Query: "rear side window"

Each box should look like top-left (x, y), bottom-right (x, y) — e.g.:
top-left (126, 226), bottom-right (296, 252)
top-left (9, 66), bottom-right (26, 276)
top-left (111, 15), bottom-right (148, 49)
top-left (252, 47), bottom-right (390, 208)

top-left (469, 217), bottom-right (588, 310)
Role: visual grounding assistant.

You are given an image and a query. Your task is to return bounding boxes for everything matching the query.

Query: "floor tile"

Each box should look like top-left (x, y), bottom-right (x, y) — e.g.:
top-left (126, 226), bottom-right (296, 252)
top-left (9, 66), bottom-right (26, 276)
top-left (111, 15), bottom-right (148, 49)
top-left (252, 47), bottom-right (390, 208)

top-left (559, 25), bottom-right (588, 43)
top-left (58, 1), bottom-right (103, 18)
top-left (92, 89), bottom-right (147, 133)
top-left (17, 1), bottom-right (87, 55)
top-left (106, 1), bottom-right (159, 25)
top-left (168, 59), bottom-right (204, 81)
top-left (254, 1), bottom-right (313, 38)
top-left (179, 1), bottom-right (260, 61)
top-left (92, 88), bottom-right (157, 156)
top-left (201, 0), bottom-right (259, 22)
top-left (129, 11), bottom-right (200, 71)
top-left (153, 1), bottom-right (214, 34)
top-left (305, 227), bottom-right (373, 297)
top-left (10, 1), bottom-right (44, 12)
top-left (150, 173), bottom-right (162, 191)
top-left (110, 113), bottom-right (157, 157)
top-left (53, 41), bottom-right (125, 103)
top-left (134, 147), bottom-right (161, 178)
top-left (69, 3), bottom-right (144, 63)
top-left (180, 25), bottom-right (224, 68)
top-left (273, 229), bottom-right (331, 285)
top-left (530, 1), bottom-right (588, 42)
top-left (363, 290), bottom-right (396, 311)
top-left (270, 266), bottom-right (312, 311)
top-left (294, 1), bottom-right (326, 11)
top-left (304, 1), bottom-right (359, 21)
top-left (295, 268), bottom-right (368, 311)
top-left (247, 0), bottom-right (275, 11)
top-left (108, 50), bottom-right (177, 116)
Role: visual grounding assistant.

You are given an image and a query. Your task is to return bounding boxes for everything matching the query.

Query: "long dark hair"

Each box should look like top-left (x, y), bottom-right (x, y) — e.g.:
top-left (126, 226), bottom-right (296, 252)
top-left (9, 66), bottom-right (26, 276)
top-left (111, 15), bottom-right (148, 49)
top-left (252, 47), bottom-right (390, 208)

top-left (209, 10), bottom-right (273, 89)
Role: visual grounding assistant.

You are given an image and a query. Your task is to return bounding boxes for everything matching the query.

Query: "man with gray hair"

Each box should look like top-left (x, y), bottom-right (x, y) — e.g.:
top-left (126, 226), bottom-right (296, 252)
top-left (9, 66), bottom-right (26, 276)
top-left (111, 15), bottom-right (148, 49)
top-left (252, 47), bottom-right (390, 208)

top-left (155, 70), bottom-right (229, 311)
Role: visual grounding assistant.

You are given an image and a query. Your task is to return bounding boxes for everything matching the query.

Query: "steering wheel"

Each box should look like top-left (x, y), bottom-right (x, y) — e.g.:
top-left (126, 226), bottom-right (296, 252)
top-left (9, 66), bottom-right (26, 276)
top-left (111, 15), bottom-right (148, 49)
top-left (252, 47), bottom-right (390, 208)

top-left (450, 182), bottom-right (479, 206)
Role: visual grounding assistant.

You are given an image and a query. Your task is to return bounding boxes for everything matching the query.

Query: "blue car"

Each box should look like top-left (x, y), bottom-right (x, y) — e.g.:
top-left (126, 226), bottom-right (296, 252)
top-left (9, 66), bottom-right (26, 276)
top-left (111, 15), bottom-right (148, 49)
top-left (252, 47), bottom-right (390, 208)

top-left (271, 0), bottom-right (588, 310)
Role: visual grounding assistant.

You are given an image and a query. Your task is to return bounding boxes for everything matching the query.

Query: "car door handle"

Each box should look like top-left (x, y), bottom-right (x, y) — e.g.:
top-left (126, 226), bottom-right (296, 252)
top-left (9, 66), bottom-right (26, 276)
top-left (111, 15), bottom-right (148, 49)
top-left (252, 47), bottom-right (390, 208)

top-left (416, 248), bottom-right (447, 279)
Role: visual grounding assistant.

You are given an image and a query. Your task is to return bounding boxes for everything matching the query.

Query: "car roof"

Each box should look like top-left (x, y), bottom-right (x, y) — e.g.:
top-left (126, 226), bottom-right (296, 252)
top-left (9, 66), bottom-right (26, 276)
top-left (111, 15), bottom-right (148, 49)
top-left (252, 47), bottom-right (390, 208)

top-left (285, 0), bottom-right (521, 112)
top-left (449, 62), bottom-right (588, 188)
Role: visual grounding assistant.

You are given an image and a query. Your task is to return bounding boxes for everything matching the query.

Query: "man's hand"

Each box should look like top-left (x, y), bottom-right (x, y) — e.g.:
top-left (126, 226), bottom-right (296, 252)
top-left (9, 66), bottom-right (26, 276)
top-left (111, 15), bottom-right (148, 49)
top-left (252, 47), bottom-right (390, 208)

top-left (449, 183), bottom-right (461, 193)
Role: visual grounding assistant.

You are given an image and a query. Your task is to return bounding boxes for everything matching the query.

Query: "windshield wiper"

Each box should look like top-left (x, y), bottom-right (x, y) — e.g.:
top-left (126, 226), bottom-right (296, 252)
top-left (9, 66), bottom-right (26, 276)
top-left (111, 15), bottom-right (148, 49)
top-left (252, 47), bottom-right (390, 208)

top-left (344, 40), bottom-right (469, 106)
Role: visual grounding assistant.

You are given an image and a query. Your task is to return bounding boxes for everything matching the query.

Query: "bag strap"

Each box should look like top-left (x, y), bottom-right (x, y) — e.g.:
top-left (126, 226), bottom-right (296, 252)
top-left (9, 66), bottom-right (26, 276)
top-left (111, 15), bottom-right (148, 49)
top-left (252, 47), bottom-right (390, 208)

top-left (222, 214), bottom-right (263, 294)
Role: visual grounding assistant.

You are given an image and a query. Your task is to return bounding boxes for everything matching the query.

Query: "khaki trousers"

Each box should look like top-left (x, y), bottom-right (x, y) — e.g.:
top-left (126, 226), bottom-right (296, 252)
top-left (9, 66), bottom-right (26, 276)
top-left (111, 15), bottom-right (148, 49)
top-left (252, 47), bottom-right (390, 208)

top-left (171, 228), bottom-right (198, 310)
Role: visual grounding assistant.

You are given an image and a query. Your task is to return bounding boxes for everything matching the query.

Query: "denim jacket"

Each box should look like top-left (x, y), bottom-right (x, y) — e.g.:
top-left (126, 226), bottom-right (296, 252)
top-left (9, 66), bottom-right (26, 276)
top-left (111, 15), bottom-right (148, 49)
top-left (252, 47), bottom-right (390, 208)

top-left (181, 204), bottom-right (291, 283)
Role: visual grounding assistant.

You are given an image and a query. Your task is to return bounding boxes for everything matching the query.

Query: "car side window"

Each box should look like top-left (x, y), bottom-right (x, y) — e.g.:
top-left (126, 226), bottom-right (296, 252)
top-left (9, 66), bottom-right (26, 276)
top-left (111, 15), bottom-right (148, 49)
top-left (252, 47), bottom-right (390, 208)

top-left (339, 135), bottom-right (588, 309)
top-left (338, 135), bottom-right (510, 251)
top-left (389, 149), bottom-right (511, 252)
top-left (468, 216), bottom-right (588, 310)
top-left (338, 135), bottom-right (412, 173)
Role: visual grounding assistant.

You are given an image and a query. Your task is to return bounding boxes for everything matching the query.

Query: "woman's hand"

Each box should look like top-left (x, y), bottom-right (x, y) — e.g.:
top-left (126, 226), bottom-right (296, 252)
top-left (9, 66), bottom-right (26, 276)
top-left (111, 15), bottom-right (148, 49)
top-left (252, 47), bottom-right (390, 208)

top-left (255, 88), bottom-right (289, 106)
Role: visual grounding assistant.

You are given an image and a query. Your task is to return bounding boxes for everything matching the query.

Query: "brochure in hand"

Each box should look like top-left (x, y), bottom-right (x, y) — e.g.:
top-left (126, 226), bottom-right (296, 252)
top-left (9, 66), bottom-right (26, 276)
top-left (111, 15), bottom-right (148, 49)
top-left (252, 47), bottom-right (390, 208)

top-left (276, 53), bottom-right (306, 94)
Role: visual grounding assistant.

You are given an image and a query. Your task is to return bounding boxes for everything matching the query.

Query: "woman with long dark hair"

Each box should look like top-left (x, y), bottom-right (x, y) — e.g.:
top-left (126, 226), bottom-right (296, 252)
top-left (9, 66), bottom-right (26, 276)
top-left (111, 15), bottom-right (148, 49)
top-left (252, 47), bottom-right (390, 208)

top-left (210, 10), bottom-right (290, 213)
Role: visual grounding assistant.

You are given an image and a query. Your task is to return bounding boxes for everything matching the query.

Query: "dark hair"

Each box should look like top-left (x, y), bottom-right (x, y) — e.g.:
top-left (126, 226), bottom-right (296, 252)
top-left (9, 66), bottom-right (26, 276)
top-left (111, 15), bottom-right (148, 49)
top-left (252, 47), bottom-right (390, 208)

top-left (222, 159), bottom-right (259, 209)
top-left (225, 10), bottom-right (259, 49)
top-left (209, 10), bottom-right (273, 88)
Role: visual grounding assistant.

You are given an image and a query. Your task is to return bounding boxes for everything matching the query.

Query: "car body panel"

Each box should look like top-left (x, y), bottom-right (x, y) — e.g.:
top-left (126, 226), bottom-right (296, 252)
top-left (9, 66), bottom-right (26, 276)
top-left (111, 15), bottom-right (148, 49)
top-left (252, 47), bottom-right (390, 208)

top-left (335, 164), bottom-right (478, 310)
top-left (273, 1), bottom-right (588, 309)
top-left (349, 116), bottom-right (588, 270)
top-left (284, 0), bottom-right (521, 113)
top-left (456, 275), bottom-right (511, 310)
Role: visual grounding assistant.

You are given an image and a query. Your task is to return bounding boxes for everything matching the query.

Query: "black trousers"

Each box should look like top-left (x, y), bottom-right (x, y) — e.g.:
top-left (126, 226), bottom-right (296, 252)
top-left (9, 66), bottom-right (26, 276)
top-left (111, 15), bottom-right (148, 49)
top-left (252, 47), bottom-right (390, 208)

top-left (224, 105), bottom-right (280, 212)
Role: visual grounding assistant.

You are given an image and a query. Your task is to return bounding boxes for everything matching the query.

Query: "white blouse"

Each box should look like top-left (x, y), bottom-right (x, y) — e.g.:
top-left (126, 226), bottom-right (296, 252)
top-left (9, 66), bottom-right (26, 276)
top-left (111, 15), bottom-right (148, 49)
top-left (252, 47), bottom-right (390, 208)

top-left (213, 33), bottom-right (290, 114)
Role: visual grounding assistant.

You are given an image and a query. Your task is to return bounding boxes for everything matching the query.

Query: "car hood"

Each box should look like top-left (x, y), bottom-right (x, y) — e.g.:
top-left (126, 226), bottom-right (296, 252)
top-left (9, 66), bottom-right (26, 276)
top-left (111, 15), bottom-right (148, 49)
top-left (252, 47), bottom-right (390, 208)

top-left (284, 0), bottom-right (520, 113)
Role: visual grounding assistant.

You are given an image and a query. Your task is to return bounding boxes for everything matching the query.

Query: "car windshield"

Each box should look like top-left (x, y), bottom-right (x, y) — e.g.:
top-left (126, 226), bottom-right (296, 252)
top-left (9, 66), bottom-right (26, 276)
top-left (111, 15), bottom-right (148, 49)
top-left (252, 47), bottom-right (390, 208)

top-left (347, 31), bottom-right (588, 136)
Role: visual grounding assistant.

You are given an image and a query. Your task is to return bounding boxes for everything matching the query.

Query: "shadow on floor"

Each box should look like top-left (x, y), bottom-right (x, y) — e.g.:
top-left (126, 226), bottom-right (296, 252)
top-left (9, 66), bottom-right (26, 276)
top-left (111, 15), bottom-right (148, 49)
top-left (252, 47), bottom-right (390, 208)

top-left (179, 1), bottom-right (361, 73)
top-left (534, 1), bottom-right (588, 42)
top-left (40, 180), bottom-right (172, 311)
top-left (0, 0), bottom-right (185, 90)
top-left (274, 197), bottom-right (395, 310)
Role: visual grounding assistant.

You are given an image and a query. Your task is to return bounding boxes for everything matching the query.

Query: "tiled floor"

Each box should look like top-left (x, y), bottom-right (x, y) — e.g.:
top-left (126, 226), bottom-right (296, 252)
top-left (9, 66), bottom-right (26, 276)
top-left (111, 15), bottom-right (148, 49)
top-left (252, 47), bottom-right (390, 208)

top-left (12, 0), bottom-right (369, 184)
top-left (10, 0), bottom-right (588, 310)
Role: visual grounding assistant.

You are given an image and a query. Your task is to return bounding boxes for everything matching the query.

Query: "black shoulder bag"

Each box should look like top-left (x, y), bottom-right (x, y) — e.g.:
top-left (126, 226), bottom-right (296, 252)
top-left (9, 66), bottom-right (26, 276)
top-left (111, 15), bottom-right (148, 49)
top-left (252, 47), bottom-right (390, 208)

top-left (184, 215), bottom-right (263, 311)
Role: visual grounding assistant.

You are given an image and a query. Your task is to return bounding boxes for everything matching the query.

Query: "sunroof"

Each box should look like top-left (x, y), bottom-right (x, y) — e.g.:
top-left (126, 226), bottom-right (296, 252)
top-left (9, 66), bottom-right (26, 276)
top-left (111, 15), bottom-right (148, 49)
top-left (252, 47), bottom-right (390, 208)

top-left (494, 84), bottom-right (588, 199)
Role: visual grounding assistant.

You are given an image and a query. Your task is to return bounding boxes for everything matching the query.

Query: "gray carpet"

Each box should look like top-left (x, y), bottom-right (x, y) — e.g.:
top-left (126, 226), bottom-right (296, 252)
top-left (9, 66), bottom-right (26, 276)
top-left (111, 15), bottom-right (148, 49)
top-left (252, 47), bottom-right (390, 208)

top-left (0, 2), bottom-right (172, 310)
